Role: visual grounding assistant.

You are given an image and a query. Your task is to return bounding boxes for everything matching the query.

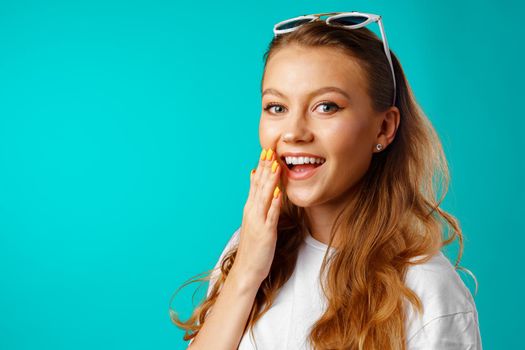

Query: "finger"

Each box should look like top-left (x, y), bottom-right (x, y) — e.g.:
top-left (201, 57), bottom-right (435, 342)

top-left (251, 148), bottom-right (267, 196)
top-left (256, 150), bottom-right (282, 218)
top-left (258, 147), bottom-right (274, 193)
top-left (253, 148), bottom-right (269, 198)
top-left (265, 185), bottom-right (282, 225)
top-left (247, 148), bottom-right (268, 210)
top-left (247, 168), bottom-right (256, 204)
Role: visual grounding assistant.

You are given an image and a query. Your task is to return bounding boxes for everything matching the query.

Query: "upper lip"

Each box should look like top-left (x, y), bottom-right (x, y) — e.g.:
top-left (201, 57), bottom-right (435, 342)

top-left (279, 152), bottom-right (325, 160)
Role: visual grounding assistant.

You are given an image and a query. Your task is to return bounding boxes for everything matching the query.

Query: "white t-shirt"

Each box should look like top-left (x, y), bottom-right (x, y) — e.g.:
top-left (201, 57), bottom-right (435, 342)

top-left (197, 227), bottom-right (482, 349)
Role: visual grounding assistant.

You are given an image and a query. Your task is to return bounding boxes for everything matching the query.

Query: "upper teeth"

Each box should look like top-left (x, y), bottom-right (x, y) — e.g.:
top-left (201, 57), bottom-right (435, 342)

top-left (284, 156), bottom-right (325, 165)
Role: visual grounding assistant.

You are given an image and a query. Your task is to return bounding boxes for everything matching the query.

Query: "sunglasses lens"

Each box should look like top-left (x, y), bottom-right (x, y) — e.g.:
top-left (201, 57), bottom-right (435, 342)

top-left (275, 18), bottom-right (314, 31)
top-left (331, 15), bottom-right (368, 26)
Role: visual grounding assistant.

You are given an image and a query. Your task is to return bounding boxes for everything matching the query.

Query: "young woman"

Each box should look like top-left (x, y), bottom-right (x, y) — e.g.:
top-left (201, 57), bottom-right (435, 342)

top-left (171, 12), bottom-right (482, 350)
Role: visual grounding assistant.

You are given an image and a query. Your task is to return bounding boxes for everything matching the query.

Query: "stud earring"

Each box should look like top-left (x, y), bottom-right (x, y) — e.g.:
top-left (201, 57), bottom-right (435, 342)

top-left (376, 143), bottom-right (383, 151)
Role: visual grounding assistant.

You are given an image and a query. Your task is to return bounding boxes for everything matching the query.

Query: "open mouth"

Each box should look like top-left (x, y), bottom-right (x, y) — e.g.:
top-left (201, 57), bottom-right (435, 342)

top-left (280, 156), bottom-right (326, 172)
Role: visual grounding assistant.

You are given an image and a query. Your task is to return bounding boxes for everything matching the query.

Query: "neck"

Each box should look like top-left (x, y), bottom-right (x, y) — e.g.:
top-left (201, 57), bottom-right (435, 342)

top-left (303, 183), bottom-right (360, 249)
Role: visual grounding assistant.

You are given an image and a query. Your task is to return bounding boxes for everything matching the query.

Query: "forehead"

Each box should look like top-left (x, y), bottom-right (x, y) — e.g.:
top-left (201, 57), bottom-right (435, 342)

top-left (262, 45), bottom-right (368, 99)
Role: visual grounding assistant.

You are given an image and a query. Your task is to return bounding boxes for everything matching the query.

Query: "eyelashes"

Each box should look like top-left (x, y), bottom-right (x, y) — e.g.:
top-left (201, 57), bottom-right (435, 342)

top-left (263, 101), bottom-right (343, 114)
top-left (263, 103), bottom-right (286, 114)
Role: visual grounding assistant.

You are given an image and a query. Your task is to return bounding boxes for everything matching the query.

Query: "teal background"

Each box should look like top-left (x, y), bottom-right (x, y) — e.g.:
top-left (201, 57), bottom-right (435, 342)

top-left (0, 0), bottom-right (522, 348)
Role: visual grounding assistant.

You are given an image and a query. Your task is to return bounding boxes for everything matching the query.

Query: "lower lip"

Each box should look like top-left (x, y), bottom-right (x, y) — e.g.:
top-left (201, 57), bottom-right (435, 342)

top-left (284, 163), bottom-right (324, 180)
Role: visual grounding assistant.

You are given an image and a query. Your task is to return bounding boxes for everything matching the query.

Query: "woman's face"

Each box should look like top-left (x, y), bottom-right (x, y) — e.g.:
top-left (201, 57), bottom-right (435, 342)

top-left (260, 44), bottom-right (398, 208)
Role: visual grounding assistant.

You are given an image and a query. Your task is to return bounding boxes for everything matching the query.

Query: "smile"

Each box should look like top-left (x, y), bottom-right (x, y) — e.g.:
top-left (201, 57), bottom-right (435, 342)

top-left (283, 161), bottom-right (324, 181)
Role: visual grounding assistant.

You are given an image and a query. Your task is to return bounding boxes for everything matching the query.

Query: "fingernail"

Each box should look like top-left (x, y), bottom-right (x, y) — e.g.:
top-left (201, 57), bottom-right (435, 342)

top-left (260, 148), bottom-right (267, 160)
top-left (266, 148), bottom-right (273, 161)
top-left (250, 169), bottom-right (255, 178)
top-left (273, 186), bottom-right (280, 198)
top-left (271, 160), bottom-right (279, 173)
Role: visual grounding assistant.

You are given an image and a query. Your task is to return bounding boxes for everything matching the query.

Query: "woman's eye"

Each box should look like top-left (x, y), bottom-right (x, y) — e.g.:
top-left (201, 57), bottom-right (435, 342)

top-left (315, 102), bottom-right (341, 113)
top-left (263, 103), bottom-right (286, 114)
top-left (263, 102), bottom-right (342, 114)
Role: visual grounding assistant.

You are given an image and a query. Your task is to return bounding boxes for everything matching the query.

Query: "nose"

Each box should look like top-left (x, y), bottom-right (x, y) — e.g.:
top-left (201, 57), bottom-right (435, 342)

top-left (281, 110), bottom-right (314, 143)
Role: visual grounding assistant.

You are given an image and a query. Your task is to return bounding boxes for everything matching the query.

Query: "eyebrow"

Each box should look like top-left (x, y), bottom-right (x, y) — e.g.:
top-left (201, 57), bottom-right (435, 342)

top-left (261, 86), bottom-right (351, 101)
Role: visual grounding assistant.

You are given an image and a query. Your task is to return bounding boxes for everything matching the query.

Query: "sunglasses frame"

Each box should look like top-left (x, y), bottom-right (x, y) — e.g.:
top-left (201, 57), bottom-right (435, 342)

top-left (273, 12), bottom-right (397, 107)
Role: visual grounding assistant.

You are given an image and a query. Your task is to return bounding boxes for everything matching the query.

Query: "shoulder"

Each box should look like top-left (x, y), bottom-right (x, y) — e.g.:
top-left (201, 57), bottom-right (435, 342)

top-left (404, 251), bottom-right (482, 348)
top-left (405, 251), bottom-right (476, 318)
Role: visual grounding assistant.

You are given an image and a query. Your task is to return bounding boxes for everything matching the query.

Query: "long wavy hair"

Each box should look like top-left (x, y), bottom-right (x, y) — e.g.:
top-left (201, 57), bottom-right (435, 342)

top-left (170, 20), bottom-right (477, 349)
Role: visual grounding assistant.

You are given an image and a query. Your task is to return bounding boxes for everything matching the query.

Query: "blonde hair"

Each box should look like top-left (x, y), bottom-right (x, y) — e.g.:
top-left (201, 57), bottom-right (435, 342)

top-left (170, 20), bottom-right (477, 349)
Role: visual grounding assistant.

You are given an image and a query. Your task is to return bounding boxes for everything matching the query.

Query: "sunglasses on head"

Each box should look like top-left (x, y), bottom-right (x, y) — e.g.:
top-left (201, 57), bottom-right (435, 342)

top-left (273, 12), bottom-right (397, 107)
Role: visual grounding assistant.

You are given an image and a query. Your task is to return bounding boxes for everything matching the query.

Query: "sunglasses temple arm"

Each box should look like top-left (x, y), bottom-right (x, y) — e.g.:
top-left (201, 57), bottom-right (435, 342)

top-left (378, 19), bottom-right (397, 105)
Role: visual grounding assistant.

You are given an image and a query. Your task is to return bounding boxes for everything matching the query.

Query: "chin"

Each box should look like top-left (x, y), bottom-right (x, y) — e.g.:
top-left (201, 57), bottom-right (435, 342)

top-left (284, 189), bottom-right (319, 208)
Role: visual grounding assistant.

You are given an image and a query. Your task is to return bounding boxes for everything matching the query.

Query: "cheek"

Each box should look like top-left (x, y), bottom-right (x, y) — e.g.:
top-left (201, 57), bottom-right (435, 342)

top-left (258, 118), bottom-right (280, 145)
top-left (326, 119), bottom-right (373, 175)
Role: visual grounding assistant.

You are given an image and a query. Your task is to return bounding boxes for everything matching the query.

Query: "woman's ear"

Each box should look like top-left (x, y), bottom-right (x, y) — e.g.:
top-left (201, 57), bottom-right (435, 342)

top-left (375, 106), bottom-right (400, 150)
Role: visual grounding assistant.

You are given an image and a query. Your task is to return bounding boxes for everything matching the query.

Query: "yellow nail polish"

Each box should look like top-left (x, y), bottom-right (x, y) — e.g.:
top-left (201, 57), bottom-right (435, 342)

top-left (271, 160), bottom-right (278, 173)
top-left (260, 148), bottom-right (267, 160)
top-left (266, 148), bottom-right (273, 161)
top-left (273, 186), bottom-right (280, 198)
